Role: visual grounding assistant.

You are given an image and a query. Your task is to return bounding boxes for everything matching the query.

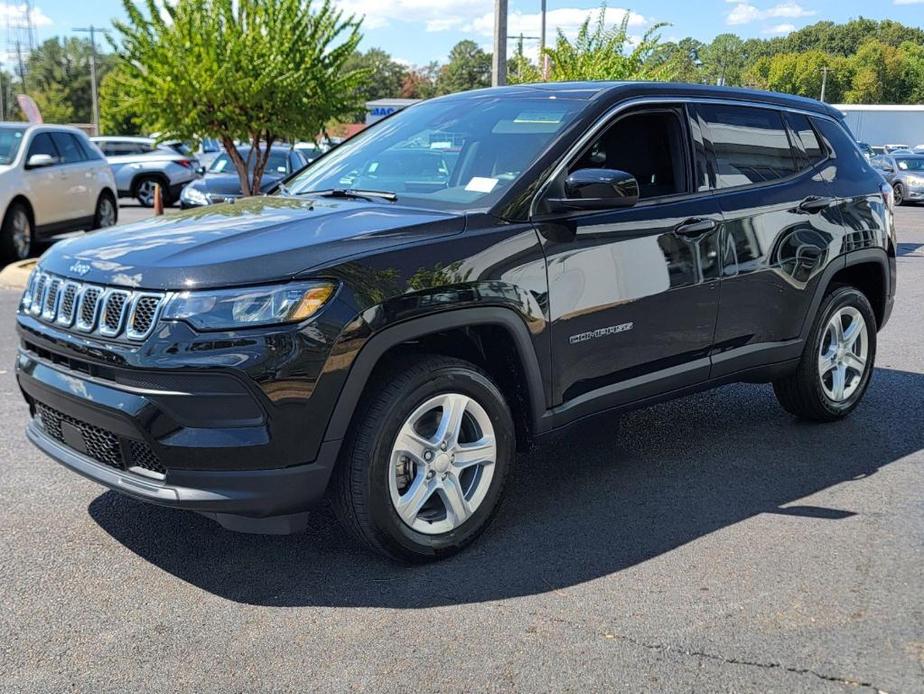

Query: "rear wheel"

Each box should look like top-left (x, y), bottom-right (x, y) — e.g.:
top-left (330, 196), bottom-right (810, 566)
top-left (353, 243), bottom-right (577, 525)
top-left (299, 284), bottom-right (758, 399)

top-left (1, 202), bottom-right (33, 261)
top-left (134, 176), bottom-right (166, 208)
top-left (92, 192), bottom-right (118, 229)
top-left (893, 182), bottom-right (905, 206)
top-left (331, 354), bottom-right (514, 562)
top-left (773, 286), bottom-right (876, 421)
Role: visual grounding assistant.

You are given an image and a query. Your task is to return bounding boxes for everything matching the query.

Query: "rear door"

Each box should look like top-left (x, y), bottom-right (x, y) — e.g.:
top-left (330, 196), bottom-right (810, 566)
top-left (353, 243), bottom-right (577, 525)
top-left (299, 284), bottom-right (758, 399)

top-left (537, 103), bottom-right (723, 411)
top-left (50, 132), bottom-right (95, 220)
top-left (694, 103), bottom-right (844, 377)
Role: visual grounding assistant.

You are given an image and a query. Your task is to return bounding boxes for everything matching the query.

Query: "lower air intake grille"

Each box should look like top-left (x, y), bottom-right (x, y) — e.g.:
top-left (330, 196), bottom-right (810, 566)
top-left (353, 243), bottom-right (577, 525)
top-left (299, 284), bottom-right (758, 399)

top-left (34, 401), bottom-right (165, 478)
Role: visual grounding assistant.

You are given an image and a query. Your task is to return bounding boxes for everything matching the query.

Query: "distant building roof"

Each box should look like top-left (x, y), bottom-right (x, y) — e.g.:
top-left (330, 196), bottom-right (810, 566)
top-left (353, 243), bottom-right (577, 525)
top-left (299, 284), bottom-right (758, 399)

top-left (365, 98), bottom-right (421, 108)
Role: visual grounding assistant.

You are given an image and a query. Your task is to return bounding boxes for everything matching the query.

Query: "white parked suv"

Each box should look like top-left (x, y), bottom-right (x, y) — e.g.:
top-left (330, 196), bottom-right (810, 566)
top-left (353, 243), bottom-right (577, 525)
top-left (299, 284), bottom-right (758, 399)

top-left (0, 123), bottom-right (118, 261)
top-left (91, 136), bottom-right (200, 207)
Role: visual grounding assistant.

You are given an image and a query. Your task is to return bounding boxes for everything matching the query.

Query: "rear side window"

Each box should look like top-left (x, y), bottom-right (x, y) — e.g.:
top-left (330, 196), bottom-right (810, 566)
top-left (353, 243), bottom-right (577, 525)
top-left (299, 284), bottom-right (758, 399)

top-left (699, 104), bottom-right (797, 188)
top-left (51, 133), bottom-right (87, 164)
top-left (784, 112), bottom-right (826, 168)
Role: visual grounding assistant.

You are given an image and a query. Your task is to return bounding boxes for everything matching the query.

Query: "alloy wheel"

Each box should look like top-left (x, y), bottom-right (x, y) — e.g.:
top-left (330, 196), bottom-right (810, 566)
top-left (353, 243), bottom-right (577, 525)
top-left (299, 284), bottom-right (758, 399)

top-left (99, 197), bottom-right (117, 227)
top-left (388, 392), bottom-right (497, 535)
top-left (818, 305), bottom-right (869, 402)
top-left (11, 208), bottom-right (31, 259)
top-left (136, 180), bottom-right (157, 207)
top-left (893, 183), bottom-right (903, 206)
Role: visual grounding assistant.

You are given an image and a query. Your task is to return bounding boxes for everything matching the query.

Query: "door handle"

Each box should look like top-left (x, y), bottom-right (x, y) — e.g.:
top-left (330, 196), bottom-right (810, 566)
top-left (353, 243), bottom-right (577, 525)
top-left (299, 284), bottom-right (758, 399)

top-left (674, 218), bottom-right (718, 237)
top-left (798, 196), bottom-right (835, 213)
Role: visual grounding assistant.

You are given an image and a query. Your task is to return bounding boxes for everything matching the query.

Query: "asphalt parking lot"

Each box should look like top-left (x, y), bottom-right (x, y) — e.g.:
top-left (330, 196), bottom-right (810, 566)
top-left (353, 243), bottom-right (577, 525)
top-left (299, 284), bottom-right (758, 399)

top-left (1, 207), bottom-right (922, 692)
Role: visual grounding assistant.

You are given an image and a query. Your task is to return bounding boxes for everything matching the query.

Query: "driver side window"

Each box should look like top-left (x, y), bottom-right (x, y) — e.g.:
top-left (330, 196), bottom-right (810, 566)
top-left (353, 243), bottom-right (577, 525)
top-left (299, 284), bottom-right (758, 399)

top-left (568, 108), bottom-right (691, 200)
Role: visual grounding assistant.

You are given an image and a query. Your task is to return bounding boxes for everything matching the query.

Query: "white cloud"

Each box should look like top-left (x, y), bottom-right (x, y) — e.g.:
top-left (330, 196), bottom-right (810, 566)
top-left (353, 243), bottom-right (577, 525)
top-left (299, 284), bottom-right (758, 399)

top-left (337, 0), bottom-right (489, 31)
top-left (469, 7), bottom-right (647, 39)
top-left (726, 2), bottom-right (815, 25)
top-left (0, 2), bottom-right (53, 29)
top-left (762, 23), bottom-right (796, 34)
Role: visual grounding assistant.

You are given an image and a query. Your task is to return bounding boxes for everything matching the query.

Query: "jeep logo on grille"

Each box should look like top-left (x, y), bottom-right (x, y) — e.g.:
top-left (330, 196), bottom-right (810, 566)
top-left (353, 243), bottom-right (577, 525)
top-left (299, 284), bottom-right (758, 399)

top-left (69, 261), bottom-right (91, 276)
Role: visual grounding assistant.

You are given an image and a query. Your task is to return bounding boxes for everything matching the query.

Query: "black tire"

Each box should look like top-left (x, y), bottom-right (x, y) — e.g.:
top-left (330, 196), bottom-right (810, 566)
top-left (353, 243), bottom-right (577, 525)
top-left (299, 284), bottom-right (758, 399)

top-left (331, 354), bottom-right (515, 562)
top-left (92, 191), bottom-right (118, 230)
top-left (1, 202), bottom-right (33, 261)
top-left (893, 182), bottom-right (904, 206)
top-left (773, 286), bottom-right (877, 422)
top-left (133, 175), bottom-right (167, 208)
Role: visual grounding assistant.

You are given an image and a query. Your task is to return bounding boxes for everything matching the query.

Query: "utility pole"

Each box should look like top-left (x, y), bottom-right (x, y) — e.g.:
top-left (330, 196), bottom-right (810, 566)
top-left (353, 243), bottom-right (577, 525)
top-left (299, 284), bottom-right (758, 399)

top-left (492, 0), bottom-right (508, 87)
top-left (539, 0), bottom-right (548, 80)
top-left (819, 66), bottom-right (830, 103)
top-left (73, 25), bottom-right (110, 134)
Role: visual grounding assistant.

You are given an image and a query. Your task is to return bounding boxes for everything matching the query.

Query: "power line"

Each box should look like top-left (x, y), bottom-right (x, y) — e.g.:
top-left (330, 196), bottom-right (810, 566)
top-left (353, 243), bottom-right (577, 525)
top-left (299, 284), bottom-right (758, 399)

top-left (73, 25), bottom-right (111, 134)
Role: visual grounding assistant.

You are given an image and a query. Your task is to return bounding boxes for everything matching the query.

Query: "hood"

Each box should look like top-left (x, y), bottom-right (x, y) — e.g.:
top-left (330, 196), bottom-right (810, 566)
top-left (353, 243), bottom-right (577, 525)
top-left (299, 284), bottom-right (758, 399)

top-left (190, 171), bottom-right (283, 198)
top-left (39, 196), bottom-right (465, 290)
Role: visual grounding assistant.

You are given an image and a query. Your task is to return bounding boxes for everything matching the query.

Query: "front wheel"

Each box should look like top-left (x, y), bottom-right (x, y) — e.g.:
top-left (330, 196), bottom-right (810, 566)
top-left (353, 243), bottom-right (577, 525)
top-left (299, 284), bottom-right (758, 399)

top-left (893, 183), bottom-right (905, 206)
top-left (331, 355), bottom-right (514, 562)
top-left (134, 176), bottom-right (163, 208)
top-left (773, 286), bottom-right (876, 421)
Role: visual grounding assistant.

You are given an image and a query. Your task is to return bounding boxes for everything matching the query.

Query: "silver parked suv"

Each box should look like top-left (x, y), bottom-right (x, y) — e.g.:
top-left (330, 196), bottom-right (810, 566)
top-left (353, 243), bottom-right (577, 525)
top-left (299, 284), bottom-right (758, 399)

top-left (91, 136), bottom-right (200, 207)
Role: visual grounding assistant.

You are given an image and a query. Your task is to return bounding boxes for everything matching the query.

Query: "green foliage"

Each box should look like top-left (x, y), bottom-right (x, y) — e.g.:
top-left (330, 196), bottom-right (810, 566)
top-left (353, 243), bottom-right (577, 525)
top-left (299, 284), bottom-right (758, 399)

top-left (507, 35), bottom-right (541, 84)
top-left (400, 63), bottom-right (441, 99)
top-left (99, 67), bottom-right (145, 135)
top-left (110, 0), bottom-right (364, 195)
top-left (343, 48), bottom-right (407, 121)
top-left (744, 51), bottom-right (852, 102)
top-left (540, 7), bottom-right (669, 81)
top-left (22, 37), bottom-right (114, 124)
top-left (436, 41), bottom-right (491, 94)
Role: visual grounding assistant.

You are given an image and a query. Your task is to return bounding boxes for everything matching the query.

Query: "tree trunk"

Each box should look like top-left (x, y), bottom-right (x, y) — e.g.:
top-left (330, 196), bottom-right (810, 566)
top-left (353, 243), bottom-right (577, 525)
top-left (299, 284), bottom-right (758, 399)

top-left (221, 136), bottom-right (252, 197)
top-left (250, 132), bottom-right (276, 196)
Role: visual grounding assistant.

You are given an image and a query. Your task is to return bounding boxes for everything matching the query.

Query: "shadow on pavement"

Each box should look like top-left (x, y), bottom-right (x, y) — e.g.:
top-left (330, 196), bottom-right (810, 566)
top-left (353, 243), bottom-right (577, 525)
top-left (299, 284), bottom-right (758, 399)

top-left (89, 366), bottom-right (924, 608)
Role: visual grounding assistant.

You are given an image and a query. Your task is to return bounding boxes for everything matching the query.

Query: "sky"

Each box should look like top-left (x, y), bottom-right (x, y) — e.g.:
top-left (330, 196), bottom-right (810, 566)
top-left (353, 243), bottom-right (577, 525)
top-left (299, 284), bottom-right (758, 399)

top-left (0, 0), bottom-right (922, 68)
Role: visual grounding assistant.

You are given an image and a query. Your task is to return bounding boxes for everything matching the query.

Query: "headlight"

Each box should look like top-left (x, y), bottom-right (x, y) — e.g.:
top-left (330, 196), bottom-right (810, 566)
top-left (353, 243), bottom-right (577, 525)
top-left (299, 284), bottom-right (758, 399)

top-left (20, 268), bottom-right (38, 311)
top-left (906, 175), bottom-right (924, 186)
top-left (162, 281), bottom-right (336, 330)
top-left (181, 185), bottom-right (210, 206)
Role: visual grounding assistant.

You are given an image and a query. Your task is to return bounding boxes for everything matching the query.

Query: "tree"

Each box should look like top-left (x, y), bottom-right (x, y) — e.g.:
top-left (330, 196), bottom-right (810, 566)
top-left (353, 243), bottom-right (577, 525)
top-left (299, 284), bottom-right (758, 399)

top-left (436, 41), bottom-right (491, 94)
top-left (744, 51), bottom-right (851, 102)
top-left (110, 0), bottom-right (364, 196)
top-left (23, 37), bottom-right (115, 123)
top-left (99, 67), bottom-right (145, 135)
top-left (343, 48), bottom-right (407, 121)
top-left (507, 35), bottom-right (541, 84)
top-left (700, 34), bottom-right (748, 86)
top-left (899, 41), bottom-right (924, 104)
top-left (541, 8), bottom-right (669, 82)
top-left (401, 62), bottom-right (440, 99)
top-left (644, 37), bottom-right (704, 83)
top-left (844, 40), bottom-right (909, 104)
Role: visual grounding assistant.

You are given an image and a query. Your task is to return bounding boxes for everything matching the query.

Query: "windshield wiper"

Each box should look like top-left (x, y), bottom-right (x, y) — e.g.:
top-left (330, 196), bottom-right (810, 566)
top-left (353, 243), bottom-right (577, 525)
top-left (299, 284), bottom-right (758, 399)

top-left (300, 188), bottom-right (398, 202)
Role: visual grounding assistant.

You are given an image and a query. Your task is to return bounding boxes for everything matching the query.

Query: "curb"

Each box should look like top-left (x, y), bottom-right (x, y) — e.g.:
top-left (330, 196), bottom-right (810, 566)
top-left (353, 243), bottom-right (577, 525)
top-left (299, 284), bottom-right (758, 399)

top-left (0, 259), bottom-right (36, 290)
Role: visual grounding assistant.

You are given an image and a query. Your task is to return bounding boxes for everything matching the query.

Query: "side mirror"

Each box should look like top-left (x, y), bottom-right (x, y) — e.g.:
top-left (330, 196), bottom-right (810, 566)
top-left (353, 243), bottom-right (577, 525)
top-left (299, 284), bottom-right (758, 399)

top-left (26, 153), bottom-right (56, 169)
top-left (546, 168), bottom-right (639, 212)
top-left (196, 165), bottom-right (207, 175)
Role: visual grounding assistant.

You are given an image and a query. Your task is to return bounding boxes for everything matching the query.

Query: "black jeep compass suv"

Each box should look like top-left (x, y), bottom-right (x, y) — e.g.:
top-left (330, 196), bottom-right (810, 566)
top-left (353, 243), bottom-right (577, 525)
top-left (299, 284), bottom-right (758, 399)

top-left (16, 83), bottom-right (896, 562)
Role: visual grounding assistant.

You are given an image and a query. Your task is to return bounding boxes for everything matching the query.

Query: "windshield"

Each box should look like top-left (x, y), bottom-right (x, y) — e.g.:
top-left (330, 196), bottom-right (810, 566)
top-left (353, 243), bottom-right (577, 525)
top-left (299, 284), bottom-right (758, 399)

top-left (287, 96), bottom-right (585, 211)
top-left (209, 151), bottom-right (290, 175)
top-left (896, 157), bottom-right (924, 171)
top-left (0, 125), bottom-right (27, 165)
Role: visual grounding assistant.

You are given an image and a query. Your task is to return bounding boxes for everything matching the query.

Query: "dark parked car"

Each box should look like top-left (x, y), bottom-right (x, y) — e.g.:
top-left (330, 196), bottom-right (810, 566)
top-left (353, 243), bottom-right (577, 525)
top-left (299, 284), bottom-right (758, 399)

top-left (179, 145), bottom-right (308, 208)
top-left (870, 153), bottom-right (924, 205)
top-left (16, 83), bottom-right (896, 562)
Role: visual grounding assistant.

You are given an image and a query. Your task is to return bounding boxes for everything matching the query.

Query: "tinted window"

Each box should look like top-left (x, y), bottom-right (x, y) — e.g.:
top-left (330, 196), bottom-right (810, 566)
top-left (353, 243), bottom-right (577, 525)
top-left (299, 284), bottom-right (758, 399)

top-left (895, 157), bottom-right (924, 171)
top-left (568, 108), bottom-right (689, 199)
top-left (699, 104), bottom-right (797, 188)
top-left (51, 133), bottom-right (87, 164)
top-left (26, 133), bottom-right (59, 163)
top-left (785, 112), bottom-right (825, 167)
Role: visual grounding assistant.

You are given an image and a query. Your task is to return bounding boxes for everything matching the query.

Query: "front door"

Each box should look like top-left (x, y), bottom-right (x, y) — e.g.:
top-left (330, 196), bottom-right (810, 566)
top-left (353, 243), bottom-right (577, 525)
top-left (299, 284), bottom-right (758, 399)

top-left (535, 104), bottom-right (723, 416)
top-left (22, 132), bottom-right (66, 226)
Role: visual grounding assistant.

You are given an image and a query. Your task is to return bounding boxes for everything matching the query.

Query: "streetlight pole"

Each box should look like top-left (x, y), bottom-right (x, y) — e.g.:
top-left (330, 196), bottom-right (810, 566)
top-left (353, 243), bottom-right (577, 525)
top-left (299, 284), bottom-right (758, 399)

top-left (539, 0), bottom-right (548, 80)
top-left (73, 25), bottom-right (110, 134)
top-left (492, 0), bottom-right (508, 87)
top-left (819, 66), bottom-right (830, 103)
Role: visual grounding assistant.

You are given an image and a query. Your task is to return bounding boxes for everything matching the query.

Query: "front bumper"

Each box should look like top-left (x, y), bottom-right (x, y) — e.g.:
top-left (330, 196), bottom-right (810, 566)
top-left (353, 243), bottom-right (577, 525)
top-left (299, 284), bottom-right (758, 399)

top-left (15, 336), bottom-right (340, 533)
top-left (902, 184), bottom-right (924, 202)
